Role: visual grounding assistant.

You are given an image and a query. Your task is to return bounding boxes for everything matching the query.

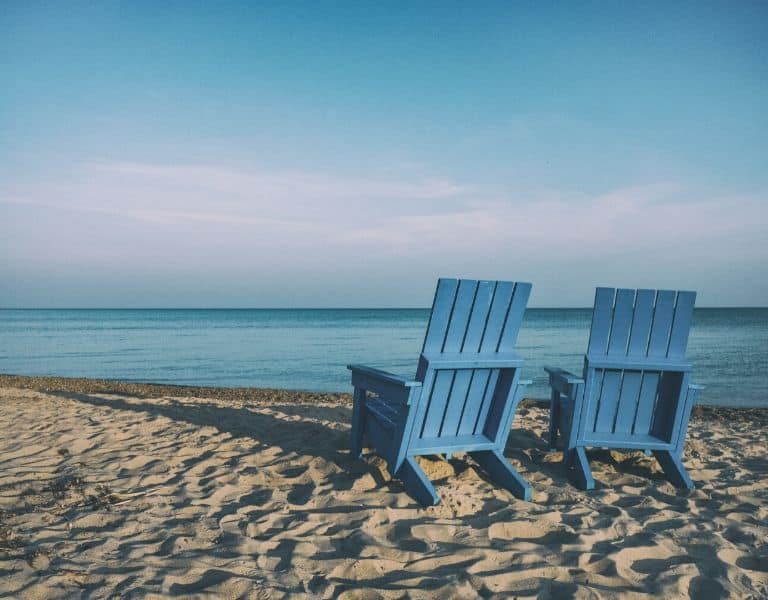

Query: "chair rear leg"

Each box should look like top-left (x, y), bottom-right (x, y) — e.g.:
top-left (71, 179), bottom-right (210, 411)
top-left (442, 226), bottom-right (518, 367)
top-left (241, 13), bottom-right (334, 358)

top-left (350, 388), bottom-right (366, 459)
top-left (470, 449), bottom-right (532, 501)
top-left (549, 390), bottom-right (560, 450)
top-left (397, 456), bottom-right (440, 507)
top-left (568, 447), bottom-right (595, 490)
top-left (653, 450), bottom-right (694, 490)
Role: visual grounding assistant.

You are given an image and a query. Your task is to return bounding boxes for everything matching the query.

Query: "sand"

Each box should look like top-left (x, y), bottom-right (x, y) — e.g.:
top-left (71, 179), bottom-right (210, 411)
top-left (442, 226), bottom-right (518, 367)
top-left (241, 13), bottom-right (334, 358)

top-left (0, 375), bottom-right (766, 599)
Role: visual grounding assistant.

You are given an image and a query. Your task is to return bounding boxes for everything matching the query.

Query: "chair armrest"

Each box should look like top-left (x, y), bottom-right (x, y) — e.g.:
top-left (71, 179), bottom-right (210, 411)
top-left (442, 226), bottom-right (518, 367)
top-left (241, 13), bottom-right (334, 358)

top-left (347, 364), bottom-right (421, 387)
top-left (544, 366), bottom-right (584, 395)
top-left (347, 364), bottom-right (422, 403)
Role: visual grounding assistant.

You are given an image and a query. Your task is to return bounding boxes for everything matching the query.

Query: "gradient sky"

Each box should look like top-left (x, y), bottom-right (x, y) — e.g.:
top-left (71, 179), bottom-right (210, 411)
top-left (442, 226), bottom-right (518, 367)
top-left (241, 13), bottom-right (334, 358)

top-left (1, 2), bottom-right (766, 307)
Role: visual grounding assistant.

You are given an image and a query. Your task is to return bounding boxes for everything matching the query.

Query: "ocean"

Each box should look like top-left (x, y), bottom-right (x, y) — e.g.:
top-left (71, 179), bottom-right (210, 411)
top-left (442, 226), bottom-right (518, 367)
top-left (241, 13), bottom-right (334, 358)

top-left (0, 308), bottom-right (765, 407)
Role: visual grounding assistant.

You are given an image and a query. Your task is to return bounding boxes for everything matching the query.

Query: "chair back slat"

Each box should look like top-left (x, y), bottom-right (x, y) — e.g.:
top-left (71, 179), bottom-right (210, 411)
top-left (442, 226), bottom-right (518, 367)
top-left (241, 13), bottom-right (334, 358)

top-left (479, 281), bottom-right (516, 353)
top-left (667, 291), bottom-right (696, 358)
top-left (647, 290), bottom-right (676, 357)
top-left (422, 278), bottom-right (459, 353)
top-left (462, 281), bottom-right (496, 352)
top-left (607, 289), bottom-right (635, 356)
top-left (443, 279), bottom-right (479, 351)
top-left (498, 283), bottom-right (531, 351)
top-left (627, 289), bottom-right (655, 356)
top-left (587, 287), bottom-right (615, 355)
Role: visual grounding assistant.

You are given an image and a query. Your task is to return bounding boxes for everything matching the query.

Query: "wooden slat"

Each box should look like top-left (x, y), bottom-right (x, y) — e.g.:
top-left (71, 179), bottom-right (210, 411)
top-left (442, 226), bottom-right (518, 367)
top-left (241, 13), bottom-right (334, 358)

top-left (367, 396), bottom-right (401, 424)
top-left (607, 288), bottom-right (635, 356)
top-left (667, 291), bottom-right (696, 358)
top-left (442, 279), bottom-right (479, 352)
top-left (421, 278), bottom-right (459, 353)
top-left (627, 289), bottom-right (655, 356)
top-left (587, 288), bottom-right (615, 355)
top-left (594, 371), bottom-right (621, 432)
top-left (479, 282), bottom-right (515, 353)
top-left (461, 281), bottom-right (496, 353)
top-left (581, 432), bottom-right (672, 451)
top-left (420, 370), bottom-right (455, 438)
top-left (473, 370), bottom-right (499, 434)
top-left (422, 351), bottom-right (524, 370)
top-left (580, 368), bottom-right (604, 436)
top-left (613, 371), bottom-right (643, 434)
top-left (457, 369), bottom-right (490, 435)
top-left (497, 282), bottom-right (531, 351)
top-left (632, 372), bottom-right (660, 435)
top-left (647, 290), bottom-right (676, 357)
top-left (411, 433), bottom-right (496, 453)
top-left (439, 369), bottom-right (473, 436)
top-left (586, 355), bottom-right (691, 371)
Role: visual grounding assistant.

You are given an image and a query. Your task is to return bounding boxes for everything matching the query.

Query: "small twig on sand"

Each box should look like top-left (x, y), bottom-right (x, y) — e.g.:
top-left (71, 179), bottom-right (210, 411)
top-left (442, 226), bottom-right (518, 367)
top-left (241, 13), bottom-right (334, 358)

top-left (108, 488), bottom-right (161, 506)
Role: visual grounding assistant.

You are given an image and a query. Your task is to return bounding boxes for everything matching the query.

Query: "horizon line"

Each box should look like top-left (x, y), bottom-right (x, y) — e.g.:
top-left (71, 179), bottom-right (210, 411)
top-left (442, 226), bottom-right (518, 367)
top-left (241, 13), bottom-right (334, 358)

top-left (1, 306), bottom-right (766, 311)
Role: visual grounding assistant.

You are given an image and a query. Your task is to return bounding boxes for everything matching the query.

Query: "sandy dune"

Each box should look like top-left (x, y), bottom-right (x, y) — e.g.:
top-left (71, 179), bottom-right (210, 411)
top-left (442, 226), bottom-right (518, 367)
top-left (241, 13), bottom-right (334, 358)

top-left (0, 377), bottom-right (766, 598)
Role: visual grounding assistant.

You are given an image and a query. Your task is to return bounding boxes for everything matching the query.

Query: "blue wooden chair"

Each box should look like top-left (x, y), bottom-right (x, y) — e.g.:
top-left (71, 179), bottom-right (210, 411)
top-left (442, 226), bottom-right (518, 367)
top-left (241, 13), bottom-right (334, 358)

top-left (545, 287), bottom-right (704, 490)
top-left (348, 278), bottom-right (533, 506)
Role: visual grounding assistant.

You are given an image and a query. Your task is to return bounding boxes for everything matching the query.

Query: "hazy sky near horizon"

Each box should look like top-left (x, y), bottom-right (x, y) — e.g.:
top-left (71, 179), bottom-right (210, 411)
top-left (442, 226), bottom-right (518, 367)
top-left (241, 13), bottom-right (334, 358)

top-left (2, 2), bottom-right (767, 307)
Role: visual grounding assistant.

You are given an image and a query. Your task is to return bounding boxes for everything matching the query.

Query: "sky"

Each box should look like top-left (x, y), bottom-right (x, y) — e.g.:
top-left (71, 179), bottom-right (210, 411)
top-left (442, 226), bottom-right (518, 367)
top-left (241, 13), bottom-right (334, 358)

top-left (1, 1), bottom-right (767, 307)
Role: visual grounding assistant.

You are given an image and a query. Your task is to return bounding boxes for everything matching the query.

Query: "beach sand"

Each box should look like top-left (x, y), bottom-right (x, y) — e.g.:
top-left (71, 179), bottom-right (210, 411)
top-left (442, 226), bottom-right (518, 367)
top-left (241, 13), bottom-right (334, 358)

top-left (0, 375), bottom-right (766, 599)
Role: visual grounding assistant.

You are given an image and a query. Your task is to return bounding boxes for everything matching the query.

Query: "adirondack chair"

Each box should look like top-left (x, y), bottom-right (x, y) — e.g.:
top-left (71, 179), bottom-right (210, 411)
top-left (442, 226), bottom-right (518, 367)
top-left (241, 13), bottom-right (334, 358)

top-left (545, 287), bottom-right (704, 490)
top-left (348, 278), bottom-right (533, 506)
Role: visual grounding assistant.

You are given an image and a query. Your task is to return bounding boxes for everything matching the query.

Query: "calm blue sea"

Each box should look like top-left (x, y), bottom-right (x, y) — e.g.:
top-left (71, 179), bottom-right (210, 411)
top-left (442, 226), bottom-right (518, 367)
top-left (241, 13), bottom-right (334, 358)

top-left (0, 308), bottom-right (765, 407)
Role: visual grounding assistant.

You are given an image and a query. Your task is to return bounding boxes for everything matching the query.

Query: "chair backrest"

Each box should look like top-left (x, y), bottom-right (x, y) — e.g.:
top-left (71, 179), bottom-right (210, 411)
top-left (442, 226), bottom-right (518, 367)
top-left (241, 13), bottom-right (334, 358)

top-left (409, 278), bottom-right (531, 450)
top-left (580, 287), bottom-right (696, 443)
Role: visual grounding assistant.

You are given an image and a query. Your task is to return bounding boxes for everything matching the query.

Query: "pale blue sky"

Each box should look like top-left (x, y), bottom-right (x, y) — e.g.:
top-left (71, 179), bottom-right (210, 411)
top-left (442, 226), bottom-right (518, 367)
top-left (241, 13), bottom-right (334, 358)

top-left (1, 1), bottom-right (766, 307)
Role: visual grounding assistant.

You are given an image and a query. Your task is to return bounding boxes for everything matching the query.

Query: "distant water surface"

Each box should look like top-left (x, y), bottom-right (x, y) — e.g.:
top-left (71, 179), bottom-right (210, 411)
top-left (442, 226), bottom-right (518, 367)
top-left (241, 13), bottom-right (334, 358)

top-left (0, 308), bottom-right (765, 407)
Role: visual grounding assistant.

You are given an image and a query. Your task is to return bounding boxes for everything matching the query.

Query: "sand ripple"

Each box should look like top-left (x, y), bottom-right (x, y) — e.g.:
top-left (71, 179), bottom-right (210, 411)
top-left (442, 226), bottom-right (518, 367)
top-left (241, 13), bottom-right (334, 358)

top-left (0, 384), bottom-right (766, 598)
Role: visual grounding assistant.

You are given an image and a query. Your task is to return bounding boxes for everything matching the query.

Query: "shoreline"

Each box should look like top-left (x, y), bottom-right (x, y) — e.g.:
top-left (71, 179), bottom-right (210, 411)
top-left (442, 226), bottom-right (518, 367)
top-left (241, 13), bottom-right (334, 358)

top-left (1, 373), bottom-right (766, 423)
